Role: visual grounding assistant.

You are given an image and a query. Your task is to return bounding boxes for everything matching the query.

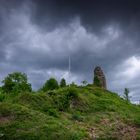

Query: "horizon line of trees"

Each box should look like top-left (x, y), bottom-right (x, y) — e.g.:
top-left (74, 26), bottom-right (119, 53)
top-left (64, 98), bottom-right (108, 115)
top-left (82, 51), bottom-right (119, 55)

top-left (0, 71), bottom-right (131, 102)
top-left (0, 71), bottom-right (104, 94)
top-left (0, 72), bottom-right (70, 94)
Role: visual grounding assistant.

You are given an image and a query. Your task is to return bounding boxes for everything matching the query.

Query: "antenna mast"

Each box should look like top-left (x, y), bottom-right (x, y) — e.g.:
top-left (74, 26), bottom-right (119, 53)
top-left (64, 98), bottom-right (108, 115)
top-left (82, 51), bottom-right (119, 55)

top-left (69, 56), bottom-right (71, 86)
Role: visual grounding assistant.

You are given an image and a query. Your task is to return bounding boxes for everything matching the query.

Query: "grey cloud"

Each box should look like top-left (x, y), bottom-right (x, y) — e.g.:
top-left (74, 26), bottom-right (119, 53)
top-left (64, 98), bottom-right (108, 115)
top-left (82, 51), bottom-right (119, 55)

top-left (0, 0), bottom-right (140, 102)
top-left (31, 0), bottom-right (140, 32)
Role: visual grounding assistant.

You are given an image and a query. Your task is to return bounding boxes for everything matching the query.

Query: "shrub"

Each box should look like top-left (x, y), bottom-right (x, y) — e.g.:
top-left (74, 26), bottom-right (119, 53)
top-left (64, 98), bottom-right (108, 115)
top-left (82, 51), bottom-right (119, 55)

top-left (47, 108), bottom-right (59, 117)
top-left (67, 87), bottom-right (78, 100)
top-left (52, 88), bottom-right (79, 111)
top-left (57, 95), bottom-right (70, 111)
top-left (71, 114), bottom-right (83, 122)
top-left (54, 87), bottom-right (79, 111)
top-left (93, 76), bottom-right (101, 87)
top-left (0, 94), bottom-right (6, 102)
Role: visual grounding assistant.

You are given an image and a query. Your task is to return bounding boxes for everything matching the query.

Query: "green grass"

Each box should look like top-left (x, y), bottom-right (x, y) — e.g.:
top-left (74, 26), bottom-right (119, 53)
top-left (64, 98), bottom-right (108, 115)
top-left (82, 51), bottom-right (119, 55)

top-left (0, 85), bottom-right (140, 139)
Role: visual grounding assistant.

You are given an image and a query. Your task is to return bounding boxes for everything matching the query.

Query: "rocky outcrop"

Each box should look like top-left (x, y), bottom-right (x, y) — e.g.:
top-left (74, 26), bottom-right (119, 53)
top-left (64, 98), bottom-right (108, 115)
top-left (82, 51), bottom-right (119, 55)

top-left (93, 66), bottom-right (107, 89)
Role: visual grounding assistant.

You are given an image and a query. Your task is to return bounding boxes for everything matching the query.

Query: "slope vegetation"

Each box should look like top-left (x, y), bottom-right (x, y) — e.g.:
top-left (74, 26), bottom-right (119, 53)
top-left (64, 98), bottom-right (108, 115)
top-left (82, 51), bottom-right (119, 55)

top-left (0, 85), bottom-right (140, 139)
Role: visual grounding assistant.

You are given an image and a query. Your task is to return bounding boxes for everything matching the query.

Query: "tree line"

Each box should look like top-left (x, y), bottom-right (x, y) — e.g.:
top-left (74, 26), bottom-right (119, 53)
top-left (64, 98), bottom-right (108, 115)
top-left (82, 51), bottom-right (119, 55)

top-left (0, 72), bottom-right (67, 94)
top-left (0, 71), bottom-right (131, 102)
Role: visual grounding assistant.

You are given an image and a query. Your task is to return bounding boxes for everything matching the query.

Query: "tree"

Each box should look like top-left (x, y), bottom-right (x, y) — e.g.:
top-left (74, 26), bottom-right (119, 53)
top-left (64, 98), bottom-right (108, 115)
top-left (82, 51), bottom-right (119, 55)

top-left (81, 80), bottom-right (88, 86)
top-left (94, 76), bottom-right (101, 87)
top-left (60, 78), bottom-right (66, 87)
top-left (2, 72), bottom-right (32, 94)
top-left (123, 88), bottom-right (131, 102)
top-left (70, 82), bottom-right (77, 87)
top-left (42, 78), bottom-right (59, 91)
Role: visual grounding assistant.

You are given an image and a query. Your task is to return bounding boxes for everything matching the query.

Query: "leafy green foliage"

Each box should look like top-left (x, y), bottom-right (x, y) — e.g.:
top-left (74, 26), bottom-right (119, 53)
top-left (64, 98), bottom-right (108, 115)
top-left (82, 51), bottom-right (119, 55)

top-left (47, 108), bottom-right (59, 117)
top-left (81, 80), bottom-right (88, 86)
top-left (123, 88), bottom-right (131, 102)
top-left (60, 78), bottom-right (66, 87)
top-left (67, 87), bottom-right (78, 99)
top-left (0, 94), bottom-right (6, 102)
top-left (2, 72), bottom-right (32, 94)
top-left (70, 82), bottom-right (77, 87)
top-left (71, 114), bottom-right (83, 122)
top-left (41, 78), bottom-right (59, 91)
top-left (0, 86), bottom-right (140, 139)
top-left (56, 87), bottom-right (79, 111)
top-left (94, 76), bottom-right (101, 87)
top-left (56, 95), bottom-right (70, 111)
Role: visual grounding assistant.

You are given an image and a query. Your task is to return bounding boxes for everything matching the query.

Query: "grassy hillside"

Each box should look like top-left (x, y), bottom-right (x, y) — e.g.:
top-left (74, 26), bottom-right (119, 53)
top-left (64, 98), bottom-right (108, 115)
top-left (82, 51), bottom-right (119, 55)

top-left (0, 85), bottom-right (140, 140)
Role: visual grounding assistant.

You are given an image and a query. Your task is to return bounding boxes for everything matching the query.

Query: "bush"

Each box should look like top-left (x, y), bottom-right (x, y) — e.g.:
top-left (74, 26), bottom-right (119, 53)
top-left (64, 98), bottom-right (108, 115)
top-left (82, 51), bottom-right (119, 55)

top-left (41, 78), bottom-right (59, 91)
top-left (57, 95), bottom-right (70, 111)
top-left (71, 114), bottom-right (83, 122)
top-left (47, 108), bottom-right (59, 117)
top-left (93, 76), bottom-right (101, 87)
top-left (55, 87), bottom-right (79, 111)
top-left (0, 94), bottom-right (6, 102)
top-left (51, 88), bottom-right (79, 111)
top-left (67, 87), bottom-right (79, 100)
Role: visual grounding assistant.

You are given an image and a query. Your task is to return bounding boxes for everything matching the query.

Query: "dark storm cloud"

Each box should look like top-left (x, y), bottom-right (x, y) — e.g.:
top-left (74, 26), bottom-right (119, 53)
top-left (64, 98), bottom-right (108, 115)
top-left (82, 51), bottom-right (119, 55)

top-left (31, 0), bottom-right (140, 32)
top-left (0, 0), bottom-right (140, 102)
top-left (30, 0), bottom-right (140, 72)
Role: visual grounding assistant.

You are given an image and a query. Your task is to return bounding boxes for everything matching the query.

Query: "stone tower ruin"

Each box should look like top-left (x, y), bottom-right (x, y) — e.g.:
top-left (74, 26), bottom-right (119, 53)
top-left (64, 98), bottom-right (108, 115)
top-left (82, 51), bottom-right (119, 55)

top-left (93, 66), bottom-right (107, 89)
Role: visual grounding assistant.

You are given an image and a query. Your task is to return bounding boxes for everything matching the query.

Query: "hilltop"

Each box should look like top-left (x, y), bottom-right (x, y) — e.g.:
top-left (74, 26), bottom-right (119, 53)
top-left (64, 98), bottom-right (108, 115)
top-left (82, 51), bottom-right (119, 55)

top-left (0, 85), bottom-right (140, 140)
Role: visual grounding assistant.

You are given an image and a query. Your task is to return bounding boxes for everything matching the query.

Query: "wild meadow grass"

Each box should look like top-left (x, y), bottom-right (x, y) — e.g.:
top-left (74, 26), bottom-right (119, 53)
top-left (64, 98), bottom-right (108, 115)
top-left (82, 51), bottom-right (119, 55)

top-left (0, 85), bottom-right (140, 139)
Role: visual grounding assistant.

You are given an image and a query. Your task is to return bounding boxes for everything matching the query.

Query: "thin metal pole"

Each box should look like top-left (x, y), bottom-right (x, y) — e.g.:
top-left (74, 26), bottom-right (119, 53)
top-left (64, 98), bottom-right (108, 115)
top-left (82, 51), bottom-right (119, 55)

top-left (69, 56), bottom-right (71, 87)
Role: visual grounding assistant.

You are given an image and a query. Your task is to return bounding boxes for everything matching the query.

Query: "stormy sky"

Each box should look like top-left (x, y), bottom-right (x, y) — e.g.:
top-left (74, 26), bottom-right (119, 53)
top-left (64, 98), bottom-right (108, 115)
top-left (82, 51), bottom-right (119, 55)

top-left (0, 0), bottom-right (140, 102)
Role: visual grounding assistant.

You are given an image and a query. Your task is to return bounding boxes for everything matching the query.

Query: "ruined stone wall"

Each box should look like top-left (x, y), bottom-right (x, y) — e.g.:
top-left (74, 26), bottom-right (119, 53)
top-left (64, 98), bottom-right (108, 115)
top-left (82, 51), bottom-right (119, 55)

top-left (94, 66), bottom-right (107, 89)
